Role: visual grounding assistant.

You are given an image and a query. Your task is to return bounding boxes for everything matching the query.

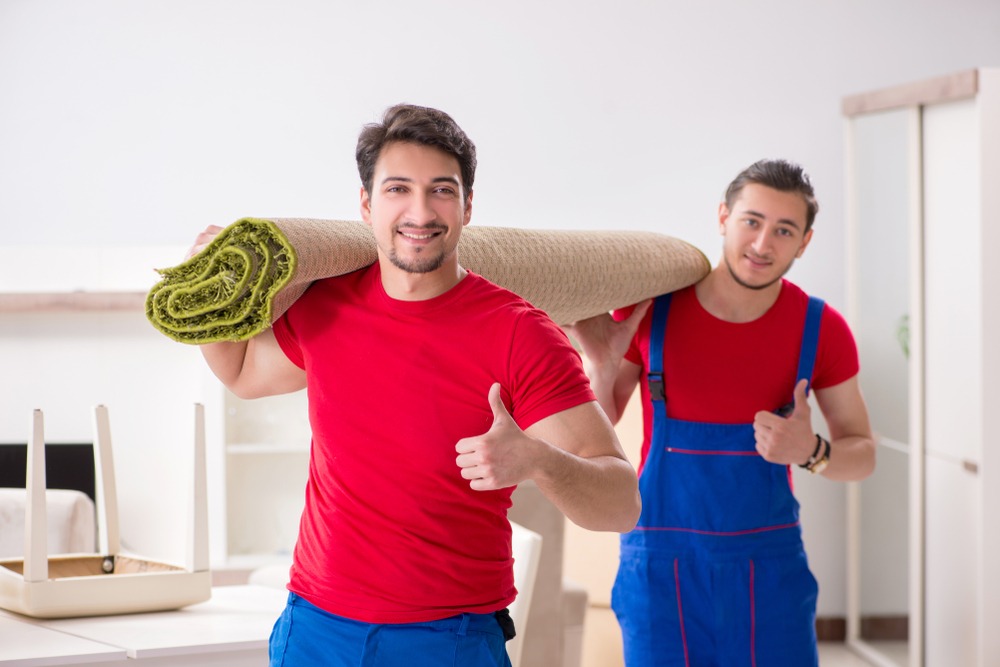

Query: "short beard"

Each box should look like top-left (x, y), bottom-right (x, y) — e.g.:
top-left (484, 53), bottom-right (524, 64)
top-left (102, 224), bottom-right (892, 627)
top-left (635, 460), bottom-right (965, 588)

top-left (386, 224), bottom-right (450, 274)
top-left (724, 255), bottom-right (791, 291)
top-left (387, 249), bottom-right (447, 274)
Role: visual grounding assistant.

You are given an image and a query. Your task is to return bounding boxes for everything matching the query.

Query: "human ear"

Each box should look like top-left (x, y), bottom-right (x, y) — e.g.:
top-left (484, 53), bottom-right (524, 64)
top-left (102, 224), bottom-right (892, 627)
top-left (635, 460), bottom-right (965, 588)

top-left (463, 189), bottom-right (474, 227)
top-left (360, 186), bottom-right (372, 225)
top-left (717, 202), bottom-right (730, 235)
top-left (795, 228), bottom-right (814, 258)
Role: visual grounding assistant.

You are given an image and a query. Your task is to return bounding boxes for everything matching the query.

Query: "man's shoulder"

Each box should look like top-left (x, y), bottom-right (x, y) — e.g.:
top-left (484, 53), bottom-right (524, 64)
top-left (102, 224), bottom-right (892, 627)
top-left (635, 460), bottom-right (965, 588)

top-left (461, 272), bottom-right (576, 352)
top-left (666, 283), bottom-right (700, 307)
top-left (307, 264), bottom-right (373, 293)
top-left (777, 278), bottom-right (810, 303)
top-left (282, 266), bottom-right (375, 326)
top-left (774, 281), bottom-right (856, 357)
top-left (463, 271), bottom-right (546, 316)
top-left (777, 280), bottom-right (851, 326)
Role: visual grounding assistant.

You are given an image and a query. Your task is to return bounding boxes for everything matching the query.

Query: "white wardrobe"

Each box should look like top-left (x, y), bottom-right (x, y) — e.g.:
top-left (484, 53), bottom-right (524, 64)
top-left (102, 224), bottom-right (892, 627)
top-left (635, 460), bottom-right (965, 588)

top-left (844, 68), bottom-right (1000, 667)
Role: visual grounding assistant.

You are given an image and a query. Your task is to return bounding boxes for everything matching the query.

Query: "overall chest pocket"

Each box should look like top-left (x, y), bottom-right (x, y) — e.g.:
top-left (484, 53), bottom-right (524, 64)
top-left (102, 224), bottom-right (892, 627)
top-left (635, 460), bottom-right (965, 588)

top-left (637, 419), bottom-right (799, 534)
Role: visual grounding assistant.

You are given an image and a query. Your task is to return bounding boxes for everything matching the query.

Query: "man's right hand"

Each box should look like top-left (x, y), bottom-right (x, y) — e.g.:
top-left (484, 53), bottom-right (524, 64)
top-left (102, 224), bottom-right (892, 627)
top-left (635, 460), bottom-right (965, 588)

top-left (185, 225), bottom-right (224, 260)
top-left (563, 299), bottom-right (651, 372)
top-left (563, 300), bottom-right (651, 424)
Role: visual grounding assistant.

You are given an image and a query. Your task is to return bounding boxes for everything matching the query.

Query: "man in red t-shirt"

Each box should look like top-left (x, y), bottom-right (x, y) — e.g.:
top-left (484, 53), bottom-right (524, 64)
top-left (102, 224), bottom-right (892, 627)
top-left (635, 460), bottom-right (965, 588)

top-left (566, 159), bottom-right (875, 667)
top-left (188, 104), bottom-right (640, 667)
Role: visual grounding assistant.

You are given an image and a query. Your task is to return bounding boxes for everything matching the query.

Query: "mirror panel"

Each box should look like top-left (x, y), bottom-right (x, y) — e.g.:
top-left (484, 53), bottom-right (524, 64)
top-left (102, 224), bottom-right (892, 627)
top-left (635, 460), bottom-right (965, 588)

top-left (850, 106), bottom-right (914, 666)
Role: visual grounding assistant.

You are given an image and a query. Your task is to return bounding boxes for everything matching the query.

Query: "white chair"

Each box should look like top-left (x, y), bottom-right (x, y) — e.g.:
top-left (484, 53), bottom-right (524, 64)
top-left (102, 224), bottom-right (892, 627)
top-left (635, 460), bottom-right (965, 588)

top-left (0, 405), bottom-right (211, 618)
top-left (507, 520), bottom-right (543, 667)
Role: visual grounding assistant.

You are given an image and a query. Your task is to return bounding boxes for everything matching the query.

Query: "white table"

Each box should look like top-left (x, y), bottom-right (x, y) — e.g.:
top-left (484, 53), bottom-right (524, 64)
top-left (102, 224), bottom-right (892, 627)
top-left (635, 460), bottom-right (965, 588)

top-left (1, 585), bottom-right (288, 667)
top-left (0, 614), bottom-right (125, 666)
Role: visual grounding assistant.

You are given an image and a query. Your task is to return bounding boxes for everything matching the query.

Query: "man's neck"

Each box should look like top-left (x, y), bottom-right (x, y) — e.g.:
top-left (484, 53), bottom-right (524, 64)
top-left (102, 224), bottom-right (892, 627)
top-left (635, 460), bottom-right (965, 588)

top-left (694, 264), bottom-right (783, 323)
top-left (378, 257), bottom-right (467, 302)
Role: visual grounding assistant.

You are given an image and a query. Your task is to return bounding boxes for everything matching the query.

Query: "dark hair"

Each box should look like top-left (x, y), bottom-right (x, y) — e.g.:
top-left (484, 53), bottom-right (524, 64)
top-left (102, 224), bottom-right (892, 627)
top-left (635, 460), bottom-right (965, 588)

top-left (724, 159), bottom-right (819, 231)
top-left (356, 104), bottom-right (477, 201)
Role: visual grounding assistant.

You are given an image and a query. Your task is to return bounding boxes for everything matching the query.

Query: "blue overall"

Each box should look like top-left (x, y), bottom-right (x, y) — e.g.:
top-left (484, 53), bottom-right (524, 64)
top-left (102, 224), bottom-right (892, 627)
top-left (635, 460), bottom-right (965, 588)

top-left (611, 294), bottom-right (824, 667)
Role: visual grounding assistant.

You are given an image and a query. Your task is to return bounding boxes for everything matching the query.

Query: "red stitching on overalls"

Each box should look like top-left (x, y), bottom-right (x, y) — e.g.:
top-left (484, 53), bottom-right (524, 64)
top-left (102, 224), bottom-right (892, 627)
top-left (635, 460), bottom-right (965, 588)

top-left (674, 558), bottom-right (690, 667)
top-left (636, 521), bottom-right (800, 536)
top-left (749, 559), bottom-right (757, 667)
top-left (665, 447), bottom-right (760, 456)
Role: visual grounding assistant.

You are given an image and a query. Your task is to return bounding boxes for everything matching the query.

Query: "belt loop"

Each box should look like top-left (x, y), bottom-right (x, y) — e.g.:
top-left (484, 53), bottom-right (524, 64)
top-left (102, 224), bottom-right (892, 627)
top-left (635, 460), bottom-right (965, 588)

top-left (457, 613), bottom-right (471, 637)
top-left (359, 625), bottom-right (381, 667)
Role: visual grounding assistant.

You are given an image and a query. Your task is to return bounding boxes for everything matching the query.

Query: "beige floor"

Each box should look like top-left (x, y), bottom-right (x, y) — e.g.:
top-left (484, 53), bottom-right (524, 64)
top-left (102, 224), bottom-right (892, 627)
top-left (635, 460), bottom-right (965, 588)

top-left (580, 606), bottom-right (883, 667)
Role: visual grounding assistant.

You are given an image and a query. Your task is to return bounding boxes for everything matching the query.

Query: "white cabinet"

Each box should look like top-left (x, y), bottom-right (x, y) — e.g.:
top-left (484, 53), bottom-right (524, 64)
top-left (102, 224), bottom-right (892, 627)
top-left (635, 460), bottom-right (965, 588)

top-left (923, 455), bottom-right (978, 667)
top-left (206, 386), bottom-right (311, 569)
top-left (845, 68), bottom-right (1000, 667)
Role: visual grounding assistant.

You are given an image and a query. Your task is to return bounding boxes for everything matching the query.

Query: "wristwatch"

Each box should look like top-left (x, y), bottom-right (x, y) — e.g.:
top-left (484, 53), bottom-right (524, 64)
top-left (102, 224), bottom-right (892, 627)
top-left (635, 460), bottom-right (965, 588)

top-left (799, 434), bottom-right (831, 474)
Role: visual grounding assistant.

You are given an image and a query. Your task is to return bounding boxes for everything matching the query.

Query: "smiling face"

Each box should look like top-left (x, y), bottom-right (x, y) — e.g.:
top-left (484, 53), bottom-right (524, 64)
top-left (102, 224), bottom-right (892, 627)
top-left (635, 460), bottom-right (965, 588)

top-left (360, 141), bottom-right (472, 279)
top-left (719, 183), bottom-right (813, 291)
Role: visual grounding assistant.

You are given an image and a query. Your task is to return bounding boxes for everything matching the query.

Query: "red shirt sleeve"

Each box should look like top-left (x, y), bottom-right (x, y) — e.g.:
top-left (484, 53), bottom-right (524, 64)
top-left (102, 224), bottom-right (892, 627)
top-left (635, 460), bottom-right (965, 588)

top-left (272, 309), bottom-right (305, 369)
top-left (507, 308), bottom-right (596, 430)
top-left (812, 303), bottom-right (860, 390)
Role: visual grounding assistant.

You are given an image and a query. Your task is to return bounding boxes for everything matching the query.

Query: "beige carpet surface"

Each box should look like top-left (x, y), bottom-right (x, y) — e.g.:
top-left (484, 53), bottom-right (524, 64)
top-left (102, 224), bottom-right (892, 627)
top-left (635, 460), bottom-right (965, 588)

top-left (146, 217), bottom-right (710, 344)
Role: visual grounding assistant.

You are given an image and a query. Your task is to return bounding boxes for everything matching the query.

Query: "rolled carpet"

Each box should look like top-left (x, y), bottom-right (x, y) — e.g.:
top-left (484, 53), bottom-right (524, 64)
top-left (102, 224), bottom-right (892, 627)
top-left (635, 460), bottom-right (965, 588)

top-left (146, 217), bottom-right (710, 344)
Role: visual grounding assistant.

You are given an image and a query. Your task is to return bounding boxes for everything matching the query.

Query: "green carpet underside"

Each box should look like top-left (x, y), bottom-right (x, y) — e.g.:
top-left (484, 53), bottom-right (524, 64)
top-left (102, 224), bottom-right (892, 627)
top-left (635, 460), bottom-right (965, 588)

top-left (145, 218), bottom-right (297, 344)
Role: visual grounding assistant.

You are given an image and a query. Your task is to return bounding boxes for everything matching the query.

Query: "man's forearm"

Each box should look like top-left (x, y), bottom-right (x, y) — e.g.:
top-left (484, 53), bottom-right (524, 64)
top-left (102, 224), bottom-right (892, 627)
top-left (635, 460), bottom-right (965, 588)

top-left (534, 447), bottom-right (641, 533)
top-left (821, 435), bottom-right (876, 482)
top-left (582, 358), bottom-right (624, 424)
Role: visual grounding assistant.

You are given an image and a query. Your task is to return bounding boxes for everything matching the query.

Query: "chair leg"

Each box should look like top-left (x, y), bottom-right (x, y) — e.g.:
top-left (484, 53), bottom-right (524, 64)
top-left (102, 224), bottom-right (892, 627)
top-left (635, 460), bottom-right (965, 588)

top-left (92, 405), bottom-right (121, 557)
top-left (24, 409), bottom-right (48, 582)
top-left (188, 403), bottom-right (210, 573)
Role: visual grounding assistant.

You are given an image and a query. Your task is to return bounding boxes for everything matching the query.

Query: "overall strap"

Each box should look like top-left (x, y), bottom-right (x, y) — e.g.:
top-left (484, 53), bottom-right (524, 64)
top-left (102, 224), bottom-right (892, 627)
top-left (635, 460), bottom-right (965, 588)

top-left (796, 296), bottom-right (826, 392)
top-left (647, 293), bottom-right (672, 402)
top-left (773, 295), bottom-right (826, 417)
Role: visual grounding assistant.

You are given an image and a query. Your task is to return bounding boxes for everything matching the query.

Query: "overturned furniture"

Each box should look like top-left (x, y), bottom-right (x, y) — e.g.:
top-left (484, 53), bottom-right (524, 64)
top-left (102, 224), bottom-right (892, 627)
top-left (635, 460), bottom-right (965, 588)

top-left (0, 404), bottom-right (211, 618)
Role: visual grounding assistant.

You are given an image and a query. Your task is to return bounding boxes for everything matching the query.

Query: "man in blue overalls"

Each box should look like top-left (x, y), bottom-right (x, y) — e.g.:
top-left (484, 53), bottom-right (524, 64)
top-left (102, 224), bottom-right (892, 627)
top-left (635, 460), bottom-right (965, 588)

top-left (567, 159), bottom-right (876, 666)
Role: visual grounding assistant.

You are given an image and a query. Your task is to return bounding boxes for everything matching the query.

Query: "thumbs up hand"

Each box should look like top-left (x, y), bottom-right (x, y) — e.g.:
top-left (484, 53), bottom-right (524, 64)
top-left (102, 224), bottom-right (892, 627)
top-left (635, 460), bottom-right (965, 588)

top-left (753, 379), bottom-right (815, 466)
top-left (456, 383), bottom-right (534, 491)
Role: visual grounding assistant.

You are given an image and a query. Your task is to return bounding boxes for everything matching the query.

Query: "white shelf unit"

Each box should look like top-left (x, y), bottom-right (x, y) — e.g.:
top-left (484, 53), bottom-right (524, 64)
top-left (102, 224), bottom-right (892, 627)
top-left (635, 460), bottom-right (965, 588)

top-left (210, 387), bottom-right (311, 570)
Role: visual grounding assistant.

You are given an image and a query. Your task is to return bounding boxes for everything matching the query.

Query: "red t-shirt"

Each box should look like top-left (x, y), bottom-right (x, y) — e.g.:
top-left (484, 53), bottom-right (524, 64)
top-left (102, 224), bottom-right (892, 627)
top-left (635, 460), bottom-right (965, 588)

top-left (273, 264), bottom-right (595, 623)
top-left (620, 280), bottom-right (859, 472)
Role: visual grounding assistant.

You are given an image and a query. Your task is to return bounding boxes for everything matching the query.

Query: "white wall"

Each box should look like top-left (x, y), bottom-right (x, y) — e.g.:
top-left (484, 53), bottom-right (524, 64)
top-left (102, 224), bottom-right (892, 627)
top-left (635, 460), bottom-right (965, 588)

top-left (2, 0), bottom-right (1000, 617)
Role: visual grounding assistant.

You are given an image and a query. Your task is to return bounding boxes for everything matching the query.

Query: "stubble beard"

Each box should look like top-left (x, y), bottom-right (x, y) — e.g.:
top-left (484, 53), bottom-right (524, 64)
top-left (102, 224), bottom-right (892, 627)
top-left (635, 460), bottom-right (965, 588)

top-left (387, 248), bottom-right (447, 274)
top-left (385, 223), bottom-right (452, 274)
top-left (724, 254), bottom-right (795, 291)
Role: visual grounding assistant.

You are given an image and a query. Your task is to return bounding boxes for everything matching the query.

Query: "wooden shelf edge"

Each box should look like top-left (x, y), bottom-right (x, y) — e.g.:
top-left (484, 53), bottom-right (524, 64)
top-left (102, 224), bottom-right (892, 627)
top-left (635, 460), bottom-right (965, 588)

top-left (0, 291), bottom-right (148, 312)
top-left (842, 69), bottom-right (979, 116)
top-left (226, 443), bottom-right (310, 455)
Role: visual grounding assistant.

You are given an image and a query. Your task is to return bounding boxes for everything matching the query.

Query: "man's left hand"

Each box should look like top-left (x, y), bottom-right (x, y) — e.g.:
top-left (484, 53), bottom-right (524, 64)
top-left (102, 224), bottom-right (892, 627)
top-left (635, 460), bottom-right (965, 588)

top-left (455, 383), bottom-right (534, 490)
top-left (753, 378), bottom-right (816, 466)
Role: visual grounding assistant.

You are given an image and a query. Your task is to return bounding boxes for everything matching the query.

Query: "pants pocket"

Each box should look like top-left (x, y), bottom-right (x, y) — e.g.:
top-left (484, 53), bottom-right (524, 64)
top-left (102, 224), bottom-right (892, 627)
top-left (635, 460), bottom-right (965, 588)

top-left (749, 553), bottom-right (819, 666)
